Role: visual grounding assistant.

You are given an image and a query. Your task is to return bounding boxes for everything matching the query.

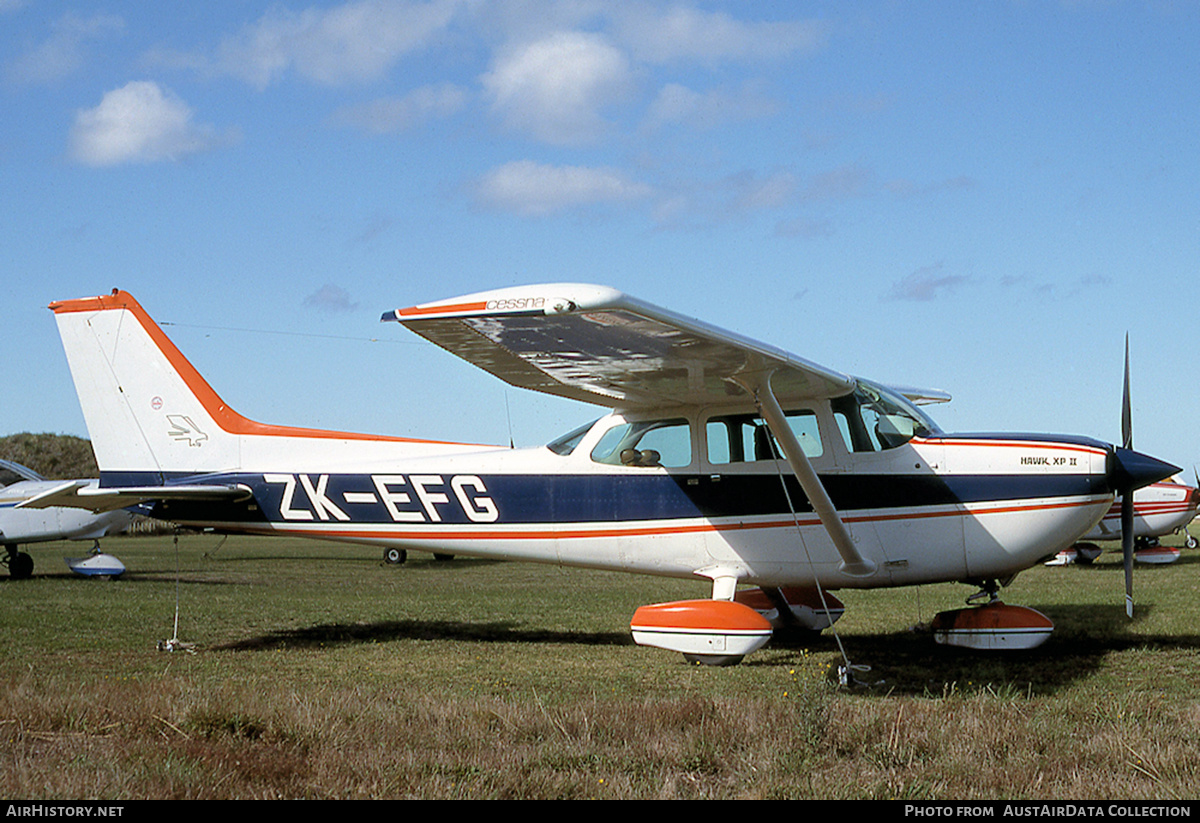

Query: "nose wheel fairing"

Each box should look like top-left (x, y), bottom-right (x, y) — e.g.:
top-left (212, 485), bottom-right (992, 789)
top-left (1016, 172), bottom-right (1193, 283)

top-left (931, 600), bottom-right (1054, 650)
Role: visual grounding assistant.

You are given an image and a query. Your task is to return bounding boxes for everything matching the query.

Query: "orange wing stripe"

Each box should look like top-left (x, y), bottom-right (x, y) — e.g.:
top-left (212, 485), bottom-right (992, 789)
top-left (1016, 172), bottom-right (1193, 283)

top-left (395, 301), bottom-right (489, 317)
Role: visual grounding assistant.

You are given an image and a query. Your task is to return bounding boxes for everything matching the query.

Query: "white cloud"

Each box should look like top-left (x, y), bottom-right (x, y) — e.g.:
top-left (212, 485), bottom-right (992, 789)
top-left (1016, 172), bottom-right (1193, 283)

top-left (68, 81), bottom-right (231, 167)
top-left (615, 6), bottom-right (829, 64)
top-left (481, 30), bottom-right (634, 145)
top-left (303, 284), bottom-right (359, 313)
top-left (6, 12), bottom-right (124, 85)
top-left (644, 82), bottom-right (779, 132)
top-left (887, 263), bottom-right (969, 302)
top-left (331, 83), bottom-right (468, 134)
top-left (475, 160), bottom-right (652, 217)
top-left (726, 169), bottom-right (797, 212)
top-left (800, 164), bottom-right (878, 202)
top-left (204, 0), bottom-right (459, 88)
top-left (648, 168), bottom-right (799, 230)
top-left (775, 216), bottom-right (835, 239)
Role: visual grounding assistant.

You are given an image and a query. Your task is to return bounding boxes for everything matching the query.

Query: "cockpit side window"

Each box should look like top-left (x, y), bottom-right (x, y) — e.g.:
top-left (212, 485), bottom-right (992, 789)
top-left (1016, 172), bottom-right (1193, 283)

top-left (832, 381), bottom-right (939, 453)
top-left (706, 410), bottom-right (823, 464)
top-left (590, 419), bottom-right (692, 468)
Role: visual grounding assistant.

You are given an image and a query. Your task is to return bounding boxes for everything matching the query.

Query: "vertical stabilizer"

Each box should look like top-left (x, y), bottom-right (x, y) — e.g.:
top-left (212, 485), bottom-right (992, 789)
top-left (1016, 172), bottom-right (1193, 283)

top-left (50, 291), bottom-right (241, 481)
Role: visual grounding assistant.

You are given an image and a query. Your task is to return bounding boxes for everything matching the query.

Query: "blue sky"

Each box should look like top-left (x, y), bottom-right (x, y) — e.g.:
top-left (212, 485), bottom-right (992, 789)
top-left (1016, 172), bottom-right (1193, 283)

top-left (3, 1), bottom-right (1198, 473)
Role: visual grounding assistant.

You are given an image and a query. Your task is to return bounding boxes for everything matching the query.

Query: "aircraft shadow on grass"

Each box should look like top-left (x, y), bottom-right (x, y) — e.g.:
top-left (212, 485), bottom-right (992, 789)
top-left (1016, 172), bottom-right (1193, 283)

top-left (214, 619), bottom-right (633, 652)
top-left (766, 602), bottom-right (1200, 695)
top-left (210, 602), bottom-right (1200, 697)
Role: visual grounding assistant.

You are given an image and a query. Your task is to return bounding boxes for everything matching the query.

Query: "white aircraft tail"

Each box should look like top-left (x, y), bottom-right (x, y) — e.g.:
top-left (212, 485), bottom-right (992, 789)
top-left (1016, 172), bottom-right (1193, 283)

top-left (51, 291), bottom-right (245, 481)
top-left (51, 291), bottom-right (493, 484)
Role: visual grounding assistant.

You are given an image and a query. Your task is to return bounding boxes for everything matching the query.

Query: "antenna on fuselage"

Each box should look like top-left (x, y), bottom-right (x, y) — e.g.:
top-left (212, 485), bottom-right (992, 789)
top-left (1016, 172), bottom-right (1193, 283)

top-left (504, 391), bottom-right (515, 449)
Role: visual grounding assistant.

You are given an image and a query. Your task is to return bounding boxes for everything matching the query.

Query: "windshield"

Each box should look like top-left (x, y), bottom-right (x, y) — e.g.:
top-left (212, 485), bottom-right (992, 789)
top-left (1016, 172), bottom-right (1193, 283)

top-left (546, 419), bottom-right (598, 456)
top-left (831, 380), bottom-right (941, 452)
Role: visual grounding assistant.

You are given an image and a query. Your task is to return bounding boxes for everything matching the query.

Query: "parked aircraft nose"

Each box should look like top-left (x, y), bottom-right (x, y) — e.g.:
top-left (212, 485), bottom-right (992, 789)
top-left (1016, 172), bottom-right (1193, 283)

top-left (1110, 447), bottom-right (1181, 492)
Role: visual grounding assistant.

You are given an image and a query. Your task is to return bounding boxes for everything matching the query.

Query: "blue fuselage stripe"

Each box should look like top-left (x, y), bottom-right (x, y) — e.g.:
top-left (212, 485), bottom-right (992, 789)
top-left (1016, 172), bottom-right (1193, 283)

top-left (101, 470), bottom-right (1114, 527)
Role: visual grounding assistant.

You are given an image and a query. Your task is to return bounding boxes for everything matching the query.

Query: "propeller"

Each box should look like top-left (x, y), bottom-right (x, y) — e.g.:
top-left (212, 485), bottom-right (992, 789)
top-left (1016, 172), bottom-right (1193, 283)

top-left (1108, 337), bottom-right (1182, 619)
top-left (1121, 335), bottom-right (1135, 618)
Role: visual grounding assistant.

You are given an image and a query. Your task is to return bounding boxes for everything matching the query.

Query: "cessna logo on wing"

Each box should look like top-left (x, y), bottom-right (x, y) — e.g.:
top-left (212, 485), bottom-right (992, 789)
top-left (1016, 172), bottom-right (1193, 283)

top-left (486, 297), bottom-right (544, 311)
top-left (166, 414), bottom-right (208, 447)
top-left (263, 473), bottom-right (499, 523)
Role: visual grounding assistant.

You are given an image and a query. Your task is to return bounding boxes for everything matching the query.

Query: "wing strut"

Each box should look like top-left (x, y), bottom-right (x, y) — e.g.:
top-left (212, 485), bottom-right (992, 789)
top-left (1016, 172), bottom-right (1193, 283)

top-left (743, 371), bottom-right (877, 579)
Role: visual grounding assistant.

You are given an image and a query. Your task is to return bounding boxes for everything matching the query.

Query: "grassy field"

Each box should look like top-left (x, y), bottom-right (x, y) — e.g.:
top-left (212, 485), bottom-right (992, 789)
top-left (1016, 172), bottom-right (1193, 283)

top-left (3, 530), bottom-right (1200, 799)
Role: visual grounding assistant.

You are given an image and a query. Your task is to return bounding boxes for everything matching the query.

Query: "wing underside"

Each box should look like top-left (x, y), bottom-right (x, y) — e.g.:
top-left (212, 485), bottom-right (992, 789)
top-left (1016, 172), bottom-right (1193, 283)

top-left (385, 283), bottom-right (863, 410)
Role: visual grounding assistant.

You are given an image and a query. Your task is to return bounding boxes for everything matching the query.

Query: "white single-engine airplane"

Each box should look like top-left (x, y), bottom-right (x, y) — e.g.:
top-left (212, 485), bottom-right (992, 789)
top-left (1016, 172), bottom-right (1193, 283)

top-left (26, 285), bottom-right (1179, 662)
top-left (1, 458), bottom-right (133, 578)
top-left (1046, 476), bottom-right (1200, 566)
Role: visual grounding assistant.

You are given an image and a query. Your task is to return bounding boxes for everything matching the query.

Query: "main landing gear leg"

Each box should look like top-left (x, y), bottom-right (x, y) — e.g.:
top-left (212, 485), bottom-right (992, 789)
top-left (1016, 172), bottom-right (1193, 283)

top-left (3, 543), bottom-right (34, 580)
top-left (965, 579), bottom-right (1001, 606)
top-left (684, 575), bottom-right (754, 667)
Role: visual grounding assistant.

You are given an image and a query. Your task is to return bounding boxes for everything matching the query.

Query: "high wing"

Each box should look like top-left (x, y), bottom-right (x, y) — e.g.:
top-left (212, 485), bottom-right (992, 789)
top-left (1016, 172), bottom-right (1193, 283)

top-left (383, 283), bottom-right (934, 410)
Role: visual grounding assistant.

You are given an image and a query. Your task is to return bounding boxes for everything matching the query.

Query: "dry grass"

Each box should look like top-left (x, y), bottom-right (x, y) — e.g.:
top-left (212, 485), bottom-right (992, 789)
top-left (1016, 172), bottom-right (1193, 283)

top-left (822, 690), bottom-right (1200, 800)
top-left (3, 533), bottom-right (1200, 799)
top-left (4, 668), bottom-right (1198, 799)
top-left (0, 670), bottom-right (831, 799)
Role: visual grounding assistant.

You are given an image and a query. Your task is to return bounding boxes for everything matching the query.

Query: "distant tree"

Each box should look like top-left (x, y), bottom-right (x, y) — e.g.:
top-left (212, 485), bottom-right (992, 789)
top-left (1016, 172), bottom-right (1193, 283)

top-left (0, 432), bottom-right (99, 479)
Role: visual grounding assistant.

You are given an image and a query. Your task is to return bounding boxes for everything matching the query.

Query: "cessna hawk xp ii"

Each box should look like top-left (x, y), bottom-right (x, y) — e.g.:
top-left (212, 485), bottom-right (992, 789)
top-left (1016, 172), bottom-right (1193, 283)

top-left (28, 285), bottom-right (1177, 662)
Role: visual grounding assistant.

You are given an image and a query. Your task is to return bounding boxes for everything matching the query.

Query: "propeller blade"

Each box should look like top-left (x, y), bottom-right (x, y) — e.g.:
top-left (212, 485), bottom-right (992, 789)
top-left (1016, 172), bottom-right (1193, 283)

top-left (1121, 334), bottom-right (1134, 618)
top-left (1121, 335), bottom-right (1132, 450)
top-left (1112, 340), bottom-right (1189, 619)
top-left (1122, 490), bottom-right (1135, 618)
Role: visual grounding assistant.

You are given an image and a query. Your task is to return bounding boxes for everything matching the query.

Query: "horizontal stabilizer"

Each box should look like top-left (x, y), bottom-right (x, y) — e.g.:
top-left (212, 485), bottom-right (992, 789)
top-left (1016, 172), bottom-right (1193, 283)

top-left (18, 482), bottom-right (251, 514)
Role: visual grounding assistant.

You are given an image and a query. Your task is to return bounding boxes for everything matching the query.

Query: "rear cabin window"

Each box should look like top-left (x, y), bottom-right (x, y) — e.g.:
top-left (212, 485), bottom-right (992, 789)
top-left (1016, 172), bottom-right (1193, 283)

top-left (590, 419), bottom-right (692, 468)
top-left (705, 410), bottom-right (823, 464)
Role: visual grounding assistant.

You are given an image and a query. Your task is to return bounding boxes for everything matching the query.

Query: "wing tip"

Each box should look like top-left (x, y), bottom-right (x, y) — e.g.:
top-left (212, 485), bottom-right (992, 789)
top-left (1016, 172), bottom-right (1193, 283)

top-left (384, 283), bottom-right (626, 324)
